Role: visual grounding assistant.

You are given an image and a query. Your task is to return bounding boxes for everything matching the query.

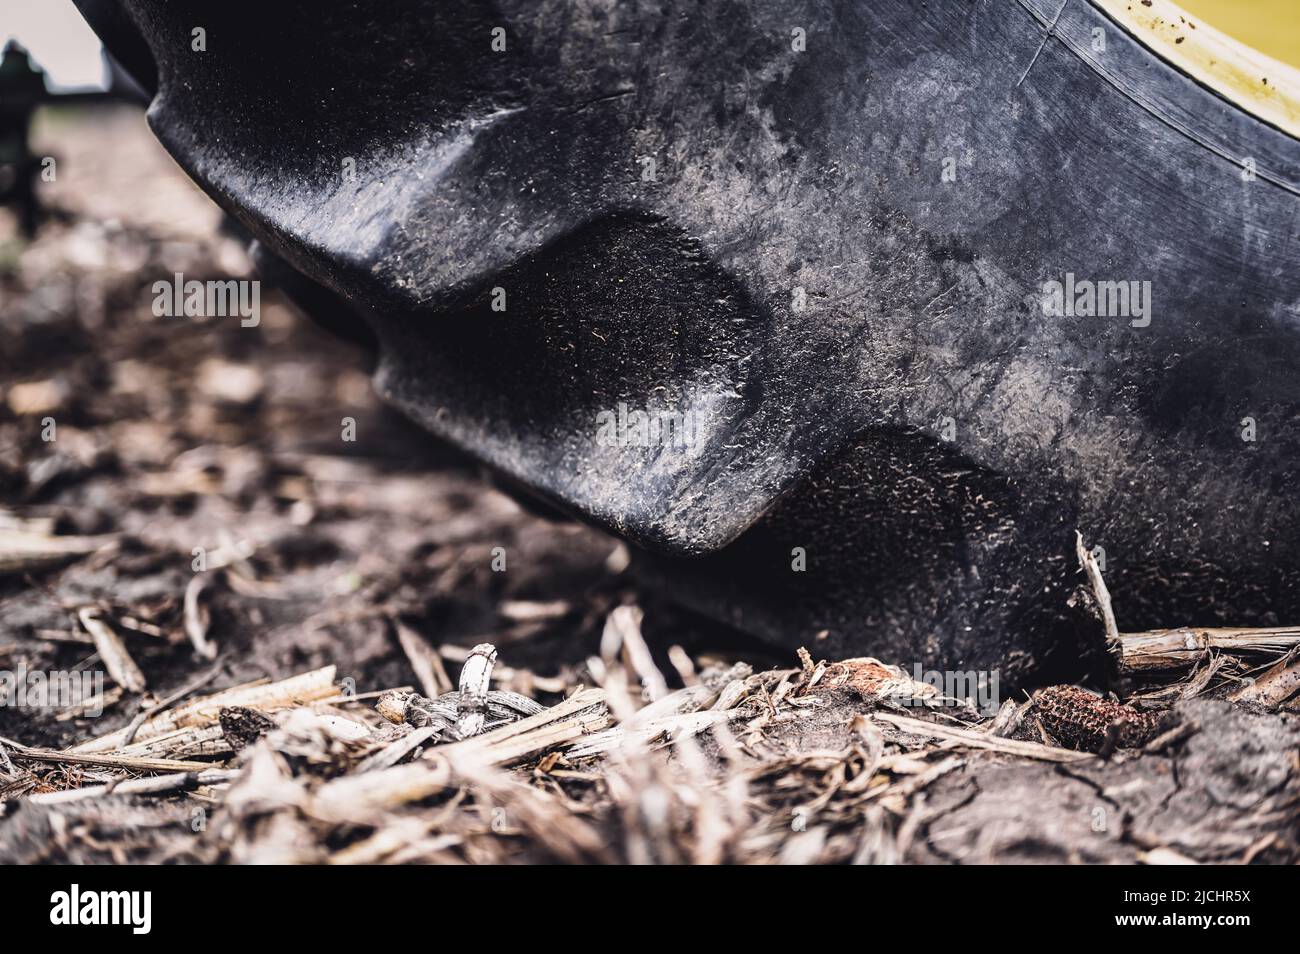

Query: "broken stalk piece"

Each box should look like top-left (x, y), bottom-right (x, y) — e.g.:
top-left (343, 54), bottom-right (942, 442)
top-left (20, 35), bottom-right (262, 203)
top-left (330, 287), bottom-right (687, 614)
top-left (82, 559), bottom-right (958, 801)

top-left (1077, 532), bottom-right (1300, 679)
top-left (455, 643), bottom-right (497, 739)
top-left (375, 643), bottom-right (544, 742)
top-left (1115, 627), bottom-right (1300, 675)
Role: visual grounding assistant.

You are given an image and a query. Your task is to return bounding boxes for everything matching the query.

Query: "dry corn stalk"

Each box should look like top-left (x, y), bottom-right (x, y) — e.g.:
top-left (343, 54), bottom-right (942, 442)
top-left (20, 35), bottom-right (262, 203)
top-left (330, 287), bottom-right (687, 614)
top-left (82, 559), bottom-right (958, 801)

top-left (78, 608), bottom-right (146, 693)
top-left (70, 666), bottom-right (337, 753)
top-left (872, 711), bottom-right (1092, 763)
top-left (0, 529), bottom-right (110, 575)
top-left (454, 643), bottom-right (497, 738)
top-left (1115, 627), bottom-right (1300, 674)
top-left (1078, 532), bottom-right (1300, 676)
top-left (1229, 653), bottom-right (1300, 708)
top-left (392, 618), bottom-right (452, 697)
top-left (437, 687), bottom-right (611, 767)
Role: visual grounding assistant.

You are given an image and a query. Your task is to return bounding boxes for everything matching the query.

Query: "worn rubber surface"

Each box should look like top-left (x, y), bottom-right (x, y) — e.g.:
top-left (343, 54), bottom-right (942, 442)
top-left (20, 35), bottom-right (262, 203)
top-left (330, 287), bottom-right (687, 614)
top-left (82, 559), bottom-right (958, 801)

top-left (77, 0), bottom-right (1300, 681)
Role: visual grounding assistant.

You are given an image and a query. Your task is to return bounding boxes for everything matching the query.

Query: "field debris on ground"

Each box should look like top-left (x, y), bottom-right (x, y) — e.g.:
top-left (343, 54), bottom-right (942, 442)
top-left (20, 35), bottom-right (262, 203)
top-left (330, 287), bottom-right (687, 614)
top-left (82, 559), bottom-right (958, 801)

top-left (1, 594), bottom-right (1298, 863)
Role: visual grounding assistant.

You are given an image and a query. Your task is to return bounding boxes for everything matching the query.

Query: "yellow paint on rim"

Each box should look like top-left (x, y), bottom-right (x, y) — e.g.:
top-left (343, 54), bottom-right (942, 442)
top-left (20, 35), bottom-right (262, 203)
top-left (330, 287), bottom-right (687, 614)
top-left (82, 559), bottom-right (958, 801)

top-left (1093, 0), bottom-right (1300, 138)
top-left (1176, 0), bottom-right (1300, 72)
